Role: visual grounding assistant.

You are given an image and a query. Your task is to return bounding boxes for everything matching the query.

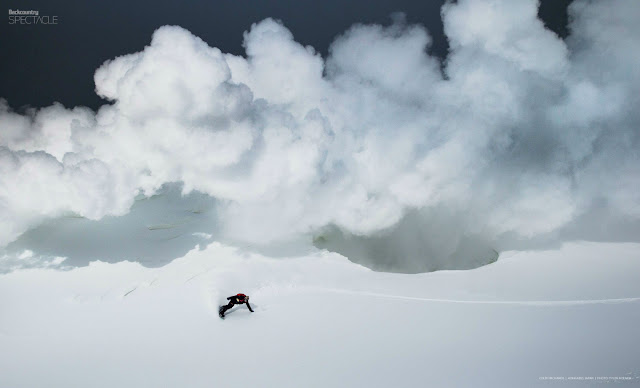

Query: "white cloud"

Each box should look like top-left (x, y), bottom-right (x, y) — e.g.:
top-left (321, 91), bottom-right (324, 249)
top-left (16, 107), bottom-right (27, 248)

top-left (0, 0), bottom-right (639, 265)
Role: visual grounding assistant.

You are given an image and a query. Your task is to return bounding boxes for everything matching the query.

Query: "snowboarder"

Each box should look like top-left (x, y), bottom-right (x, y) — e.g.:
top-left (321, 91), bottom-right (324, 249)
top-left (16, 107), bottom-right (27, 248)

top-left (219, 293), bottom-right (254, 318)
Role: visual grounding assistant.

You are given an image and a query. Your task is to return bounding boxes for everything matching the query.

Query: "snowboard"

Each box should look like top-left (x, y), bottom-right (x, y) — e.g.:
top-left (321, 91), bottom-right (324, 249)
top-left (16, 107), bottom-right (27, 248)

top-left (218, 306), bottom-right (225, 319)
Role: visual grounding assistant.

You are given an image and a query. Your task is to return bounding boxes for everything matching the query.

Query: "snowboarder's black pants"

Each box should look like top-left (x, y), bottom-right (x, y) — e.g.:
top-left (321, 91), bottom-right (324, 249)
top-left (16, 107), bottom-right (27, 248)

top-left (220, 301), bottom-right (253, 314)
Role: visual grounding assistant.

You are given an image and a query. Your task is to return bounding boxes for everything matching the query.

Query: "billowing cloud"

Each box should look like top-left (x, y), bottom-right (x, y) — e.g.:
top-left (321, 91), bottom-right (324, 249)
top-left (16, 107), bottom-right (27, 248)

top-left (1, 0), bottom-right (638, 269)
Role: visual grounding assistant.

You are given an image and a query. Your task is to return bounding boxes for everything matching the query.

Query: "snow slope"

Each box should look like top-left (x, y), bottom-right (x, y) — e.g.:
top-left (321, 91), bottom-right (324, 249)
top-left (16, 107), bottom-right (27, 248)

top-left (1, 242), bottom-right (639, 387)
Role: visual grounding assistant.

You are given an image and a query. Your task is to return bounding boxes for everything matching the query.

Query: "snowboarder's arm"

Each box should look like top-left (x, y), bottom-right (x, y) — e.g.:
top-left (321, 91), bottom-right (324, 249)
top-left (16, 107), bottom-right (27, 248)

top-left (246, 301), bottom-right (254, 312)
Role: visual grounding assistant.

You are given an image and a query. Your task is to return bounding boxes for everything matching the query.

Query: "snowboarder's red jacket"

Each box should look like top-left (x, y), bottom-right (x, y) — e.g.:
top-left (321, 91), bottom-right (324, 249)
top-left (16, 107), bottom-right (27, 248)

top-left (227, 294), bottom-right (248, 304)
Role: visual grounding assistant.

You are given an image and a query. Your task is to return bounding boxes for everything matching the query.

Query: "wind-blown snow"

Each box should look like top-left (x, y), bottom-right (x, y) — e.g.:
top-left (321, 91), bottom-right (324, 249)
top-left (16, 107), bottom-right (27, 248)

top-left (1, 0), bottom-right (639, 271)
top-left (1, 242), bottom-right (639, 387)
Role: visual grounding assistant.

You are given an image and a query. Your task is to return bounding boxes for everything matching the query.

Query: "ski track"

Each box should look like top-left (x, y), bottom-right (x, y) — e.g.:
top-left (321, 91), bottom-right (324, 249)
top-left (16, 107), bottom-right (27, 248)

top-left (321, 288), bottom-right (640, 306)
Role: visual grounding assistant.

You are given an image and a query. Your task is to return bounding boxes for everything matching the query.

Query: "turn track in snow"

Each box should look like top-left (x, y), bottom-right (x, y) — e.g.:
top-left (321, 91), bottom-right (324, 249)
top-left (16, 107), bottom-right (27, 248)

top-left (322, 288), bottom-right (640, 306)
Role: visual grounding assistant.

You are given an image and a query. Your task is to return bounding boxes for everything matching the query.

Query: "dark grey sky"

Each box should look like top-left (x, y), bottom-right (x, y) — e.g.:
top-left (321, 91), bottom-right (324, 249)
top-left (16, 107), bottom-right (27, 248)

top-left (1, 0), bottom-right (571, 111)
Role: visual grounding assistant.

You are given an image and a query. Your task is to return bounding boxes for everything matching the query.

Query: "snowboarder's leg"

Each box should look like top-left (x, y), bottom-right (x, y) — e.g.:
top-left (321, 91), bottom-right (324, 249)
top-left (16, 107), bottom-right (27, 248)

top-left (246, 301), bottom-right (254, 312)
top-left (219, 301), bottom-right (234, 317)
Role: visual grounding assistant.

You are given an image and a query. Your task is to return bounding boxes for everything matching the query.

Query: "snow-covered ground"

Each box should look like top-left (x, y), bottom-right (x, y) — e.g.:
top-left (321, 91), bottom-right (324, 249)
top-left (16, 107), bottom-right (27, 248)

top-left (1, 241), bottom-right (639, 387)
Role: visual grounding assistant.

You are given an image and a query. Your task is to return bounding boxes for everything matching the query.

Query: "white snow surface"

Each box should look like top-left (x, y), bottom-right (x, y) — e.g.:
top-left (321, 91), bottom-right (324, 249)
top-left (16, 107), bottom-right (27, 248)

top-left (1, 242), bottom-right (639, 387)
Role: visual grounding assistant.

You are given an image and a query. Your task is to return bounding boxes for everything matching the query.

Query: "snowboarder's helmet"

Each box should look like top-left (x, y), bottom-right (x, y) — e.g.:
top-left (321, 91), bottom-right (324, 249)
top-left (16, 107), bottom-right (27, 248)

top-left (237, 293), bottom-right (246, 298)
